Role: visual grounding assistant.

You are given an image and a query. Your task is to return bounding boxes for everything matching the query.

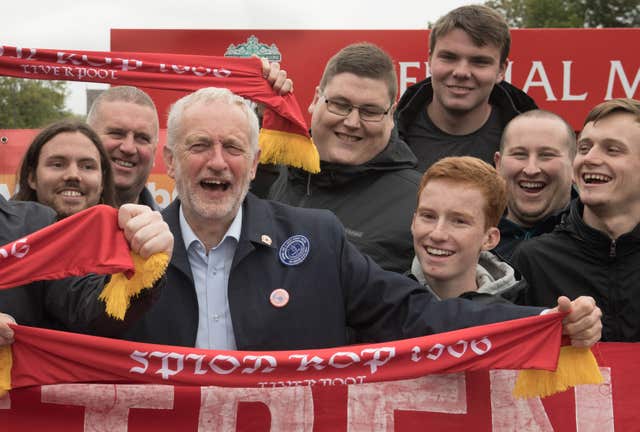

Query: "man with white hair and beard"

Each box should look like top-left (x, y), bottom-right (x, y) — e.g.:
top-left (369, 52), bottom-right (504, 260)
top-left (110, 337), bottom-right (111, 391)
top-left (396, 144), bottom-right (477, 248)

top-left (119, 87), bottom-right (601, 351)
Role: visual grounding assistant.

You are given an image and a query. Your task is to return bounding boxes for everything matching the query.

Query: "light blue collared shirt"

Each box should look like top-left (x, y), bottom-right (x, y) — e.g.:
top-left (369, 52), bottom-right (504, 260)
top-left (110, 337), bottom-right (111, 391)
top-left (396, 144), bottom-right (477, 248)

top-left (179, 205), bottom-right (242, 350)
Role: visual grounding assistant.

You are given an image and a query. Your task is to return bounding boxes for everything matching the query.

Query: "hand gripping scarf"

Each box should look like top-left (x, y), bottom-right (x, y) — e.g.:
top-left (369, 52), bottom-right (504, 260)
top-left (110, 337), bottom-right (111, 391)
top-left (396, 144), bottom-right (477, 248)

top-left (0, 205), bottom-right (169, 319)
top-left (0, 44), bottom-right (319, 173)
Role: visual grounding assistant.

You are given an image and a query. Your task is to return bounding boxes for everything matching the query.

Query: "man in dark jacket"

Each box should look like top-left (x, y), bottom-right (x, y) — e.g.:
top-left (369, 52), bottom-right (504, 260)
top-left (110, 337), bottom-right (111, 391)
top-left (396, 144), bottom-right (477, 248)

top-left (493, 110), bottom-right (576, 261)
top-left (121, 86), bottom-right (602, 351)
top-left (269, 43), bottom-right (421, 273)
top-left (512, 98), bottom-right (640, 342)
top-left (0, 195), bottom-right (174, 345)
top-left (395, 5), bottom-right (537, 173)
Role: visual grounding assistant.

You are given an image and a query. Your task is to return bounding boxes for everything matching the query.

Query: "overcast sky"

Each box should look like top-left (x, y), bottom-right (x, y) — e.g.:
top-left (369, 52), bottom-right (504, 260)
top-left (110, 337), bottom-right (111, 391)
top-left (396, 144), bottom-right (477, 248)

top-left (4, 0), bottom-right (475, 113)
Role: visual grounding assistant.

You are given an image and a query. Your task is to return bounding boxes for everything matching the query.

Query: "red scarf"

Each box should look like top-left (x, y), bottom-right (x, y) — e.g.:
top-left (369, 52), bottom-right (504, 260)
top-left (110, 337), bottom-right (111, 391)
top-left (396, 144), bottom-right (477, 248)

top-left (0, 45), bottom-right (319, 172)
top-left (0, 313), bottom-right (602, 399)
top-left (6, 314), bottom-right (561, 389)
top-left (0, 205), bottom-right (168, 319)
top-left (0, 205), bottom-right (132, 288)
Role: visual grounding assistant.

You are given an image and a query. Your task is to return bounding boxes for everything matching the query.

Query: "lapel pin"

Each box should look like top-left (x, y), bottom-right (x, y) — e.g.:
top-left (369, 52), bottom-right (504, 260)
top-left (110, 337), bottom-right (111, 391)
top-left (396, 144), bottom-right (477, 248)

top-left (279, 234), bottom-right (310, 266)
top-left (270, 288), bottom-right (290, 308)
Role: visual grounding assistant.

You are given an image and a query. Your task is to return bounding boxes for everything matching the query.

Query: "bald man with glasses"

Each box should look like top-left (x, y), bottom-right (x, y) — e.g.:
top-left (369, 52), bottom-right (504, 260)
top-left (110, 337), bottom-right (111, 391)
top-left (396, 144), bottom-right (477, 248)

top-left (269, 43), bottom-right (421, 273)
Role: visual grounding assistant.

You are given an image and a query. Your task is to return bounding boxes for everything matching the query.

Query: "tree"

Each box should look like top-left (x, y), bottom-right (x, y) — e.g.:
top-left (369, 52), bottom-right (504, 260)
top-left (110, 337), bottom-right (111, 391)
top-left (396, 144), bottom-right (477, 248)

top-left (0, 77), bottom-right (76, 128)
top-left (484, 0), bottom-right (640, 28)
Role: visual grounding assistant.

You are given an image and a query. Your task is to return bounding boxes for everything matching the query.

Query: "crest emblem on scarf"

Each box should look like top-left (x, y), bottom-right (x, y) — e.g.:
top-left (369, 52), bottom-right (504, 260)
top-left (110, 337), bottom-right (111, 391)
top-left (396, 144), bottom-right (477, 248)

top-left (225, 35), bottom-right (282, 62)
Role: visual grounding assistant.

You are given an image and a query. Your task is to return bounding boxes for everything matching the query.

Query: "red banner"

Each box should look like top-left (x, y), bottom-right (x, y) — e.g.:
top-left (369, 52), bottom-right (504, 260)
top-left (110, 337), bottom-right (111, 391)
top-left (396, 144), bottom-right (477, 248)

top-left (110, 29), bottom-right (640, 130)
top-left (0, 342), bottom-right (630, 431)
top-left (5, 313), bottom-right (563, 391)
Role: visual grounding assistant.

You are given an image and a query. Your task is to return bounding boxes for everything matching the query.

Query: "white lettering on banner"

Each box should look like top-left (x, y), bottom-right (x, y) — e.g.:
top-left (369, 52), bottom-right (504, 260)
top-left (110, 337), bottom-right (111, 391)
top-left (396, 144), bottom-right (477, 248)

top-left (575, 367), bottom-right (614, 432)
top-left (0, 392), bottom-right (9, 409)
top-left (398, 61), bottom-right (430, 95)
top-left (562, 61), bottom-right (589, 100)
top-left (361, 347), bottom-right (395, 374)
top-left (411, 337), bottom-right (491, 362)
top-left (399, 62), bottom-right (420, 95)
top-left (257, 376), bottom-right (366, 388)
top-left (490, 370), bottom-right (554, 431)
top-left (0, 237), bottom-right (30, 260)
top-left (41, 384), bottom-right (174, 432)
top-left (504, 61), bottom-right (513, 84)
top-left (289, 354), bottom-right (326, 371)
top-left (605, 61), bottom-right (640, 99)
top-left (329, 352), bottom-right (361, 369)
top-left (129, 350), bottom-right (149, 373)
top-left (150, 351), bottom-right (185, 379)
top-left (159, 63), bottom-right (232, 78)
top-left (347, 374), bottom-right (467, 432)
top-left (198, 386), bottom-right (314, 432)
top-left (15, 46), bottom-right (37, 60)
top-left (186, 353), bottom-right (208, 374)
top-left (81, 55), bottom-right (112, 67)
top-left (19, 64), bottom-right (118, 80)
top-left (523, 61), bottom-right (557, 101)
top-left (56, 52), bottom-right (142, 72)
top-left (130, 350), bottom-right (277, 379)
top-left (242, 355), bottom-right (277, 374)
top-left (209, 354), bottom-right (241, 374)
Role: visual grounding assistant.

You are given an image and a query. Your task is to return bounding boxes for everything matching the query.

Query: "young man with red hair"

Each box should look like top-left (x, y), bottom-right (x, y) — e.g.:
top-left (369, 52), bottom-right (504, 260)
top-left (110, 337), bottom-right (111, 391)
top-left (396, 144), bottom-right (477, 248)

top-left (410, 156), bottom-right (518, 303)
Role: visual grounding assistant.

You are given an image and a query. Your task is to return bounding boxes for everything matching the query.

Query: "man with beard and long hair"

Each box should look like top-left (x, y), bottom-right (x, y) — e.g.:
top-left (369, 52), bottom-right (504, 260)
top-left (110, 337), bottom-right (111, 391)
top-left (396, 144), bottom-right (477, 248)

top-left (14, 119), bottom-right (117, 219)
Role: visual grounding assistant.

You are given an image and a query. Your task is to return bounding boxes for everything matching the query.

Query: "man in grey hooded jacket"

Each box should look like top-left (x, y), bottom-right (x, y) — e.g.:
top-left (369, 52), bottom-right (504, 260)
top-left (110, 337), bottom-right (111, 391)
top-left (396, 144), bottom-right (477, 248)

top-left (410, 156), bottom-right (522, 304)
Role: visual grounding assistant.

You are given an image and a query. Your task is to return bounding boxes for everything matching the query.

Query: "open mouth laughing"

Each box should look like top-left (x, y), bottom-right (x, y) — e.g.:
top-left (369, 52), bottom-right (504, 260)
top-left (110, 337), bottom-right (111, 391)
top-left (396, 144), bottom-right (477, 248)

top-left (519, 181), bottom-right (546, 193)
top-left (582, 173), bottom-right (612, 184)
top-left (426, 246), bottom-right (454, 257)
top-left (201, 179), bottom-right (231, 192)
top-left (113, 158), bottom-right (135, 168)
top-left (335, 132), bottom-right (361, 142)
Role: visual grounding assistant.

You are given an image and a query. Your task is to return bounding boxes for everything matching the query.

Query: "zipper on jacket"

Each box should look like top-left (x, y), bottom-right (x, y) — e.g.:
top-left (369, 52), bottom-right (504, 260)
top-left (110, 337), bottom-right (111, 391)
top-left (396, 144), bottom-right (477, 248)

top-left (609, 239), bottom-right (617, 258)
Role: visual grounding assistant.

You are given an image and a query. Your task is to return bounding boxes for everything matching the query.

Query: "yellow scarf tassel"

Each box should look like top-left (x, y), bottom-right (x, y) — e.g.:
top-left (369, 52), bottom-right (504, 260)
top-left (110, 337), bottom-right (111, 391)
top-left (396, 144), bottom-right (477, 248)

top-left (514, 346), bottom-right (603, 399)
top-left (98, 252), bottom-right (169, 320)
top-left (259, 129), bottom-right (320, 174)
top-left (0, 345), bottom-right (11, 396)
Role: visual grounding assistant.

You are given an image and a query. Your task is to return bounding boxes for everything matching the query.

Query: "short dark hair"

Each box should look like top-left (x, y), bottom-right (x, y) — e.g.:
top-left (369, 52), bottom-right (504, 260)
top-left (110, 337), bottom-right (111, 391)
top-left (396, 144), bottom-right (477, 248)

top-left (14, 119), bottom-right (117, 208)
top-left (583, 98), bottom-right (640, 126)
top-left (501, 109), bottom-right (577, 158)
top-left (319, 43), bottom-right (397, 103)
top-left (430, 5), bottom-right (511, 64)
top-left (87, 85), bottom-right (159, 143)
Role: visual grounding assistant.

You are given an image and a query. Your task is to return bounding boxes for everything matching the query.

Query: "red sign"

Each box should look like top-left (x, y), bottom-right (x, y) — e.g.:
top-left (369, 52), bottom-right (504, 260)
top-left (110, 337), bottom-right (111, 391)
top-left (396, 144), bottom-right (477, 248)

top-left (0, 343), bottom-right (632, 431)
top-left (111, 29), bottom-right (640, 130)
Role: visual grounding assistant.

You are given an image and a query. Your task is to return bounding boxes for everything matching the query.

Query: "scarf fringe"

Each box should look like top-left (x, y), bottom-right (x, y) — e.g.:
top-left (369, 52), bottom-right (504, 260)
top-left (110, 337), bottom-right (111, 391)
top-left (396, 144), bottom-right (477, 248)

top-left (0, 346), bottom-right (11, 396)
top-left (99, 252), bottom-right (169, 320)
top-left (513, 346), bottom-right (603, 399)
top-left (259, 129), bottom-right (320, 173)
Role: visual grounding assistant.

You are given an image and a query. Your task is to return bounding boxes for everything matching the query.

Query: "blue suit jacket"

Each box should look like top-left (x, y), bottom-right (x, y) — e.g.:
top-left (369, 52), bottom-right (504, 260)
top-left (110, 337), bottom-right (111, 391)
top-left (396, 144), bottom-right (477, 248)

top-left (122, 193), bottom-right (541, 350)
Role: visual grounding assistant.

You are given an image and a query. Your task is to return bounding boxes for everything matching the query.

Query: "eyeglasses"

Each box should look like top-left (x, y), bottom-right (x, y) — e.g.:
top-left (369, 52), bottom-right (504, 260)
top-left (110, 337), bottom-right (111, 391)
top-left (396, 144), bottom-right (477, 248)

top-left (323, 96), bottom-right (391, 122)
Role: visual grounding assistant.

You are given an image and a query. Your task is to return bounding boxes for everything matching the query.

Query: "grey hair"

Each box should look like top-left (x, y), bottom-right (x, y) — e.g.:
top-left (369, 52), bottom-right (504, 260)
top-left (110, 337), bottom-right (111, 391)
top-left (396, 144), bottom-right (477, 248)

top-left (86, 86), bottom-right (159, 143)
top-left (166, 87), bottom-right (260, 154)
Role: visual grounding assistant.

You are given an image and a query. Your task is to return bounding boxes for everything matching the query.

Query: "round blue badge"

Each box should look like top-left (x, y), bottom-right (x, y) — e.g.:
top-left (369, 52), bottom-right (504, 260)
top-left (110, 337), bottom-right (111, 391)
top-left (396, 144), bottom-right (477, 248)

top-left (279, 235), bottom-right (310, 266)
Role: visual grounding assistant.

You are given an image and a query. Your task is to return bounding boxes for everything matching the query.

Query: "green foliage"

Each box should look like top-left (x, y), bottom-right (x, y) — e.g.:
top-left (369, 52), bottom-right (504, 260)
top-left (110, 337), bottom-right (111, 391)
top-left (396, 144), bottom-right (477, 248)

top-left (484, 0), bottom-right (640, 28)
top-left (0, 77), bottom-right (76, 128)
